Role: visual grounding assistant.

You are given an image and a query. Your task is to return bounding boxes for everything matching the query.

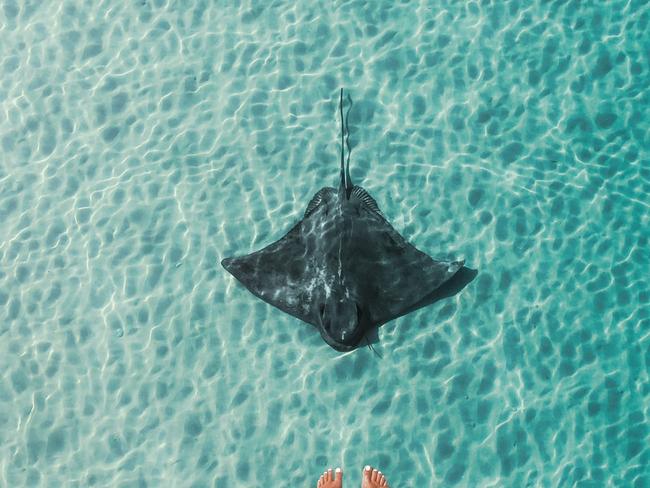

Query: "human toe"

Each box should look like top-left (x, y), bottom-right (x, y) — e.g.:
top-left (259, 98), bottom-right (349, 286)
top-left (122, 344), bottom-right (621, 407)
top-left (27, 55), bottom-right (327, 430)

top-left (363, 465), bottom-right (372, 482)
top-left (335, 467), bottom-right (343, 484)
top-left (379, 471), bottom-right (388, 486)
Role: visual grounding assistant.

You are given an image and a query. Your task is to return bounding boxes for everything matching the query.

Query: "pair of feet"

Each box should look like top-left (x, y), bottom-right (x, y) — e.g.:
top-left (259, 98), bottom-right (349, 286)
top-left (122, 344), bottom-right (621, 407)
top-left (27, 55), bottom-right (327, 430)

top-left (317, 466), bottom-right (389, 488)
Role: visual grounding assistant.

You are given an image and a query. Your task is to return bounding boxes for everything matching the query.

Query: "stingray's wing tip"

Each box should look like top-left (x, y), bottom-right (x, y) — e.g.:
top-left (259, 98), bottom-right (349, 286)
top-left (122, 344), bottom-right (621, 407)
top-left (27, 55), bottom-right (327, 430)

top-left (449, 259), bottom-right (465, 274)
top-left (221, 257), bottom-right (233, 270)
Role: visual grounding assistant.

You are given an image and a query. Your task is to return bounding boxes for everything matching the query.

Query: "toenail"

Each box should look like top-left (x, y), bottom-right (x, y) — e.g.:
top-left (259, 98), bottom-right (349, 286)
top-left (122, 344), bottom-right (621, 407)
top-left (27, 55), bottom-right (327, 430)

top-left (335, 468), bottom-right (341, 472)
top-left (365, 465), bottom-right (371, 471)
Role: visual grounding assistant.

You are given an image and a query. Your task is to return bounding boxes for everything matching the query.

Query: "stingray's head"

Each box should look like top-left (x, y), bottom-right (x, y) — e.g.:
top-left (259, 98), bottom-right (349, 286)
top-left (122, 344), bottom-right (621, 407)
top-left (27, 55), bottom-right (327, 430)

top-left (318, 298), bottom-right (366, 351)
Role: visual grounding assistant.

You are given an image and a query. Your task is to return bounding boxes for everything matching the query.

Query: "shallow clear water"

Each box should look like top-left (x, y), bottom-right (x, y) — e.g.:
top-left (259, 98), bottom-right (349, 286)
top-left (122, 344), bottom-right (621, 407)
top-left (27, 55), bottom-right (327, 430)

top-left (1, 1), bottom-right (648, 487)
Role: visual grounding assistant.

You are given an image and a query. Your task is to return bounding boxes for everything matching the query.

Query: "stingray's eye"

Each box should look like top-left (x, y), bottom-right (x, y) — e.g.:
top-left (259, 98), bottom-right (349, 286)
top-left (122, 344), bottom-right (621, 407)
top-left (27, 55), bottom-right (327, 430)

top-left (356, 304), bottom-right (362, 321)
top-left (319, 304), bottom-right (325, 318)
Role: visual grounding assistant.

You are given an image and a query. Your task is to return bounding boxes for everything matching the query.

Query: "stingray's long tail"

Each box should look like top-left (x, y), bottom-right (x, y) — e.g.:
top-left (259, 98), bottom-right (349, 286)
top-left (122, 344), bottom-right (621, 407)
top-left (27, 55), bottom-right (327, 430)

top-left (345, 92), bottom-right (353, 183)
top-left (339, 88), bottom-right (353, 197)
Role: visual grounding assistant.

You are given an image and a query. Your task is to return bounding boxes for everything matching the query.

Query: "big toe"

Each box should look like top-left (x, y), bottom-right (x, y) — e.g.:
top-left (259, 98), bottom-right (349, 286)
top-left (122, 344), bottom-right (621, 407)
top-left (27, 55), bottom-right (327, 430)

top-left (362, 466), bottom-right (374, 485)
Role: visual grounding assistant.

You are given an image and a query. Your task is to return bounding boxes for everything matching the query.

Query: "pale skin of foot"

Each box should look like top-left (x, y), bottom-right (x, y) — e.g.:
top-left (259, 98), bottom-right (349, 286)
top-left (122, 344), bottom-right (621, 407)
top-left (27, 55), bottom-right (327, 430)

top-left (316, 466), bottom-right (389, 488)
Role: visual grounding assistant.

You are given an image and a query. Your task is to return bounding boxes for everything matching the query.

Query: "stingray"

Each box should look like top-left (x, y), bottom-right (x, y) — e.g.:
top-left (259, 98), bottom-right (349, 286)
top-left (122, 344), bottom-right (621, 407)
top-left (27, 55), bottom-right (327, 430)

top-left (222, 89), bottom-right (464, 351)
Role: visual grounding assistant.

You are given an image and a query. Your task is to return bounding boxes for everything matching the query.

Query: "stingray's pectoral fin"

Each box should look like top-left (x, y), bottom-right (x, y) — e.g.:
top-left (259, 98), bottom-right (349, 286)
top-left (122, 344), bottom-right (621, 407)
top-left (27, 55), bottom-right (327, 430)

top-left (415, 258), bottom-right (466, 306)
top-left (367, 255), bottom-right (465, 326)
top-left (414, 258), bottom-right (464, 297)
top-left (427, 258), bottom-right (465, 290)
top-left (445, 259), bottom-right (465, 278)
top-left (220, 223), bottom-right (321, 328)
top-left (221, 255), bottom-right (249, 283)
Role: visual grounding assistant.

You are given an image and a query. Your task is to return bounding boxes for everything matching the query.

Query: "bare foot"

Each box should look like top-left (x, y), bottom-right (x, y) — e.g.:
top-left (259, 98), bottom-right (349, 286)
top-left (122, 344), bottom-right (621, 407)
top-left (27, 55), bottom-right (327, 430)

top-left (361, 465), bottom-right (389, 487)
top-left (317, 467), bottom-right (343, 488)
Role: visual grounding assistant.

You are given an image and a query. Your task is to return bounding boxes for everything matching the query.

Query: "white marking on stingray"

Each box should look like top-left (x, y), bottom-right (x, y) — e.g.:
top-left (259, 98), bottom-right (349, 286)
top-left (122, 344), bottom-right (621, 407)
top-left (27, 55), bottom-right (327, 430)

top-left (315, 267), bottom-right (332, 299)
top-left (285, 293), bottom-right (297, 306)
top-left (296, 266), bottom-right (332, 305)
top-left (337, 221), bottom-right (343, 281)
top-left (324, 281), bottom-right (331, 298)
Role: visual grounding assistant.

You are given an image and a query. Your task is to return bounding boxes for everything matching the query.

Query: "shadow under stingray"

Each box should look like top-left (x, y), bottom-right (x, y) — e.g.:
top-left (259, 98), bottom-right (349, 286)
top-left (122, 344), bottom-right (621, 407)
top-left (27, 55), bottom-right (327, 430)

top-left (363, 266), bottom-right (478, 350)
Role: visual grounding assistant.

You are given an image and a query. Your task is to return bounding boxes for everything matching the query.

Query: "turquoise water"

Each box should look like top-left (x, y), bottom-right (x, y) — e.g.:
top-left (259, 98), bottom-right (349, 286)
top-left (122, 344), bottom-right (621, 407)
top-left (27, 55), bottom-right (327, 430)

top-left (0, 1), bottom-right (648, 486)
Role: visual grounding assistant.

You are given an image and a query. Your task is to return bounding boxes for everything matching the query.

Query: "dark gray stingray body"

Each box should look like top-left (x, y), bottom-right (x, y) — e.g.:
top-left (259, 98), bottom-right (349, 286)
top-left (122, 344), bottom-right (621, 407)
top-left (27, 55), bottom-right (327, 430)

top-left (222, 89), bottom-right (464, 351)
